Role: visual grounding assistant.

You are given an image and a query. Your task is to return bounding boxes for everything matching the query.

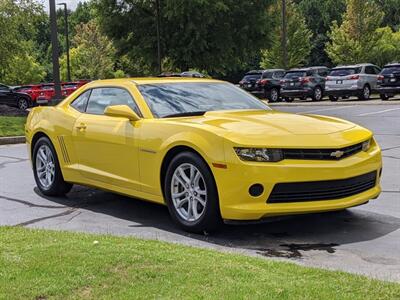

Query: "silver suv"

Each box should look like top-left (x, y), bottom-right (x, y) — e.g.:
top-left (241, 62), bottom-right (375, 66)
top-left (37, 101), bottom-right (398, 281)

top-left (325, 63), bottom-right (381, 101)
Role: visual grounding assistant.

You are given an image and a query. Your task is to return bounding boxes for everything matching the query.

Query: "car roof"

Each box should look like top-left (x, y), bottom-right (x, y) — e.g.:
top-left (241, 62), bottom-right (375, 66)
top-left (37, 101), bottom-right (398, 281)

top-left (333, 63), bottom-right (375, 69)
top-left (383, 63), bottom-right (400, 68)
top-left (287, 66), bottom-right (328, 72)
top-left (262, 69), bottom-right (285, 72)
top-left (83, 77), bottom-right (223, 87)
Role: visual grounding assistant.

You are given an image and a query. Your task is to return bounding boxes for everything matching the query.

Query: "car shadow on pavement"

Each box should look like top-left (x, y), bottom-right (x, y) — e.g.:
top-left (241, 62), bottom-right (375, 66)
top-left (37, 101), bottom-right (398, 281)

top-left (33, 185), bottom-right (400, 258)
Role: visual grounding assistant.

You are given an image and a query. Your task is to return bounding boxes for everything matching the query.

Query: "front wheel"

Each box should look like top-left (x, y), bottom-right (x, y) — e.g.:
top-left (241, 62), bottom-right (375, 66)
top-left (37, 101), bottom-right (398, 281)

top-left (268, 88), bottom-right (279, 102)
top-left (33, 137), bottom-right (73, 196)
top-left (164, 152), bottom-right (221, 233)
top-left (312, 87), bottom-right (323, 101)
top-left (358, 85), bottom-right (371, 100)
top-left (17, 98), bottom-right (29, 110)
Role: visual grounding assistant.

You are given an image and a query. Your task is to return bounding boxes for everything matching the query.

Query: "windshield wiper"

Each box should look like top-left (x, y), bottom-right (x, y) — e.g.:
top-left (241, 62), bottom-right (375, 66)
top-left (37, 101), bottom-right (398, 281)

top-left (162, 111), bottom-right (207, 118)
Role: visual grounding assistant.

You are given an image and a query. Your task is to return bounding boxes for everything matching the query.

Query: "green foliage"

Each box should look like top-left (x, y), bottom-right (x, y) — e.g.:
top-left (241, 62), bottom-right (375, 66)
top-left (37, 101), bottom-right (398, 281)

top-left (260, 0), bottom-right (312, 69)
top-left (326, 0), bottom-right (385, 65)
top-left (0, 0), bottom-right (46, 84)
top-left (95, 0), bottom-right (274, 76)
top-left (60, 20), bottom-right (121, 80)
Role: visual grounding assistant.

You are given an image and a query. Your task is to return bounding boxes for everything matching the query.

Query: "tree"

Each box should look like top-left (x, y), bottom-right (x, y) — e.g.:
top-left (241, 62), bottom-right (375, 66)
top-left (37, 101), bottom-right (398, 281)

top-left (0, 0), bottom-right (46, 83)
top-left (95, 0), bottom-right (274, 76)
top-left (373, 0), bottom-right (400, 31)
top-left (260, 0), bottom-right (312, 69)
top-left (326, 0), bottom-right (384, 65)
top-left (296, 0), bottom-right (346, 66)
top-left (60, 20), bottom-right (123, 80)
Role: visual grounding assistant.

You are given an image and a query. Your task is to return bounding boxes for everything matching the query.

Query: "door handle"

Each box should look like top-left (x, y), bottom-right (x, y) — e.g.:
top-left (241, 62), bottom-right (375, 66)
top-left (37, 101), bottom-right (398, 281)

top-left (76, 123), bottom-right (87, 130)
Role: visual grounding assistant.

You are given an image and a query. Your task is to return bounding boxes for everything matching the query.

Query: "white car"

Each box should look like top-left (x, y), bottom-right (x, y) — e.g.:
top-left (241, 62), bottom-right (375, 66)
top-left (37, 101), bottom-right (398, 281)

top-left (325, 64), bottom-right (381, 101)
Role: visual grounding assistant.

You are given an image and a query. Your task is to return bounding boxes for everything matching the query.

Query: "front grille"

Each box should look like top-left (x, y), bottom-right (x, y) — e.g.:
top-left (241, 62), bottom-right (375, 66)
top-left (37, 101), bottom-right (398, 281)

top-left (282, 142), bottom-right (363, 160)
top-left (267, 171), bottom-right (377, 203)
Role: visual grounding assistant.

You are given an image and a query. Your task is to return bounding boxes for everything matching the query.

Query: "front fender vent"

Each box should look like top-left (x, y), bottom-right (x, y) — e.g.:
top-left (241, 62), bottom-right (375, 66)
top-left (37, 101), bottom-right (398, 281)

top-left (57, 136), bottom-right (70, 164)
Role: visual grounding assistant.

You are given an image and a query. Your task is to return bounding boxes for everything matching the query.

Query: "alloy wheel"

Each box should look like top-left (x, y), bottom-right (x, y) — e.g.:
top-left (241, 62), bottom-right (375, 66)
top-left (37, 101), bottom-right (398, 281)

top-left (170, 163), bottom-right (207, 222)
top-left (270, 89), bottom-right (279, 102)
top-left (35, 144), bottom-right (55, 189)
top-left (363, 86), bottom-right (370, 99)
top-left (18, 98), bottom-right (28, 110)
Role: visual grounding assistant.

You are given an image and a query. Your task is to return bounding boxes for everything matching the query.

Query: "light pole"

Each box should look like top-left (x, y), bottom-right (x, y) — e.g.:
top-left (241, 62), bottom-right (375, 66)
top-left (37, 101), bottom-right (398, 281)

top-left (58, 2), bottom-right (71, 82)
top-left (49, 0), bottom-right (62, 101)
top-left (155, 0), bottom-right (161, 74)
top-left (281, 0), bottom-right (288, 69)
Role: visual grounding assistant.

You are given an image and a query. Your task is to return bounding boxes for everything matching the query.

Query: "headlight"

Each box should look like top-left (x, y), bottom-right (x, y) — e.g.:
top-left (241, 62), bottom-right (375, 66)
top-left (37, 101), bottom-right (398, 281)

top-left (362, 139), bottom-right (371, 151)
top-left (234, 148), bottom-right (283, 162)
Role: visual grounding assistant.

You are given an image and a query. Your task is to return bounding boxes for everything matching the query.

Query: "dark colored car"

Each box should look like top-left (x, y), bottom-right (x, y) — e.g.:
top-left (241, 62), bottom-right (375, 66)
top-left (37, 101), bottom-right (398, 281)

top-left (280, 67), bottom-right (329, 102)
top-left (239, 70), bottom-right (262, 92)
top-left (0, 83), bottom-right (32, 110)
top-left (377, 63), bottom-right (400, 100)
top-left (256, 69), bottom-right (286, 102)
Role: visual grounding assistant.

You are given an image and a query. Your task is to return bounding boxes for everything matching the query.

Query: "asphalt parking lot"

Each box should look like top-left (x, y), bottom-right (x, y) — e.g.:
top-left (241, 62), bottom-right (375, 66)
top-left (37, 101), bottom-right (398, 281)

top-left (0, 103), bottom-right (399, 282)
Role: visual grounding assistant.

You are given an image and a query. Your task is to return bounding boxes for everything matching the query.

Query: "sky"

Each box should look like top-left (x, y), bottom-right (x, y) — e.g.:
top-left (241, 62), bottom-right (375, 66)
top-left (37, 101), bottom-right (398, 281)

top-left (38, 0), bottom-right (86, 11)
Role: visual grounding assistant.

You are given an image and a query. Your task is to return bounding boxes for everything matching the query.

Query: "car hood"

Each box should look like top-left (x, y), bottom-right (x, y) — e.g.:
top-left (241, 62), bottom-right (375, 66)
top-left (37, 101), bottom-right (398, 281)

top-left (173, 110), bottom-right (371, 147)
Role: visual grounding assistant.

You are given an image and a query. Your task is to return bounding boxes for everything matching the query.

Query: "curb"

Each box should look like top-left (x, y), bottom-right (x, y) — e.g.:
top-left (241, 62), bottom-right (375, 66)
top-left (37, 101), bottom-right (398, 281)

top-left (0, 136), bottom-right (26, 145)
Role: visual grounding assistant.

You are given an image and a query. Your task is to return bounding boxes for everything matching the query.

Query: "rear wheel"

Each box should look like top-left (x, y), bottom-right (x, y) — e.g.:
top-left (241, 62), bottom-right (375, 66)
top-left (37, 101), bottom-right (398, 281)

top-left (268, 88), bottom-right (279, 102)
top-left (380, 94), bottom-right (390, 100)
top-left (33, 137), bottom-right (72, 196)
top-left (17, 98), bottom-right (29, 110)
top-left (329, 96), bottom-right (339, 101)
top-left (312, 87), bottom-right (323, 101)
top-left (358, 85), bottom-right (370, 100)
top-left (164, 152), bottom-right (221, 233)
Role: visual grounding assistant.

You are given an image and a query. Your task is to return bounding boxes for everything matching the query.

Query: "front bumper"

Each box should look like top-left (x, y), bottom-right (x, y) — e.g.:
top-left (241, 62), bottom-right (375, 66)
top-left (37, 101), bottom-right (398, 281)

top-left (376, 86), bottom-right (400, 95)
top-left (214, 140), bottom-right (382, 220)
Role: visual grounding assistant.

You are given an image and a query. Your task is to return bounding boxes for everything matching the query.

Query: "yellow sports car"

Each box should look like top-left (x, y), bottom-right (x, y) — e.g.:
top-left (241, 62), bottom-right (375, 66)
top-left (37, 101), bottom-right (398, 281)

top-left (25, 78), bottom-right (382, 232)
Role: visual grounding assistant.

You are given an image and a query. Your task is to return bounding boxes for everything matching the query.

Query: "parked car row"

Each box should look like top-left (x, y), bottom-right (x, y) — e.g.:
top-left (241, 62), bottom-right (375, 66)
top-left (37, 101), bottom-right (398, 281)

top-left (239, 63), bottom-right (400, 102)
top-left (0, 80), bottom-right (89, 110)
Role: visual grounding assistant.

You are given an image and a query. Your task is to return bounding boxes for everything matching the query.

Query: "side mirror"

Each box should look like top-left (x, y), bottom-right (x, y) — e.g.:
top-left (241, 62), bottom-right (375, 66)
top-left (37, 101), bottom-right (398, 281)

top-left (104, 105), bottom-right (140, 121)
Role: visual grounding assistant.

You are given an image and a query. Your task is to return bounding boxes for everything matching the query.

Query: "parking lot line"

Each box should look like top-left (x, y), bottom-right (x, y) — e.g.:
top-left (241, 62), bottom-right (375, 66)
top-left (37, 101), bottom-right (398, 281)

top-left (297, 106), bottom-right (355, 114)
top-left (358, 107), bottom-right (400, 116)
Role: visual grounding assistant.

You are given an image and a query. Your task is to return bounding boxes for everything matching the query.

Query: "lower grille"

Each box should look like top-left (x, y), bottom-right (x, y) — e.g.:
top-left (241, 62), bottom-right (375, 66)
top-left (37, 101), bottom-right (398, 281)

top-left (267, 171), bottom-right (377, 203)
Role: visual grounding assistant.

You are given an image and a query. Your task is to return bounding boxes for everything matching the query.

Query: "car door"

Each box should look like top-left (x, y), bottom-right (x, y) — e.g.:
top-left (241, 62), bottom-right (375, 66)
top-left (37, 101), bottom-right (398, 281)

top-left (71, 87), bottom-right (142, 191)
top-left (0, 85), bottom-right (15, 105)
top-left (365, 66), bottom-right (378, 89)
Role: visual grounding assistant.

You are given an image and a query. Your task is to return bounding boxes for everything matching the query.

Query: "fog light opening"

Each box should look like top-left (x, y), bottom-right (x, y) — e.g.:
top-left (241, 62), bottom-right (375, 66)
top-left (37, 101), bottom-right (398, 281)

top-left (249, 184), bottom-right (264, 197)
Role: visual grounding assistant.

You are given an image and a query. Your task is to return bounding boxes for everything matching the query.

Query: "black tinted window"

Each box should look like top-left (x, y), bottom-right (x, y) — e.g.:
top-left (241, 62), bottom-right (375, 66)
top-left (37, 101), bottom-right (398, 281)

top-left (86, 88), bottom-right (140, 115)
top-left (365, 66), bottom-right (376, 74)
top-left (70, 90), bottom-right (91, 112)
top-left (0, 85), bottom-right (9, 91)
top-left (284, 72), bottom-right (307, 79)
top-left (262, 72), bottom-right (273, 79)
top-left (243, 74), bottom-right (261, 81)
top-left (329, 68), bottom-right (361, 76)
top-left (381, 66), bottom-right (400, 75)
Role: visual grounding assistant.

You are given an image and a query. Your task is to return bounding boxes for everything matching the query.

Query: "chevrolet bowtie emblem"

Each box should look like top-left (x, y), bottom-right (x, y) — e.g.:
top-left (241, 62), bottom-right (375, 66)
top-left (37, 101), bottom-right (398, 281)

top-left (330, 150), bottom-right (344, 158)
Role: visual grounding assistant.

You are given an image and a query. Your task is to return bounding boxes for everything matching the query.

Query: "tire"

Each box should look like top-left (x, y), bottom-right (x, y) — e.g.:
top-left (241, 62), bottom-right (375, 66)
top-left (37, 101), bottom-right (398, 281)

top-left (33, 136), bottom-right (73, 196)
top-left (358, 85), bottom-right (370, 100)
top-left (312, 86), bottom-right (323, 101)
top-left (17, 98), bottom-right (29, 110)
top-left (164, 151), bottom-right (221, 233)
top-left (380, 94), bottom-right (390, 100)
top-left (329, 96), bottom-right (339, 101)
top-left (268, 88), bottom-right (279, 102)
top-left (284, 97), bottom-right (294, 102)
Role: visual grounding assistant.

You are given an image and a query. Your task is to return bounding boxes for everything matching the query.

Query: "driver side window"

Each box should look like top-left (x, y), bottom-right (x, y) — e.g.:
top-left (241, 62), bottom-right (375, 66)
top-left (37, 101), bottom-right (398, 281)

top-left (86, 87), bottom-right (141, 116)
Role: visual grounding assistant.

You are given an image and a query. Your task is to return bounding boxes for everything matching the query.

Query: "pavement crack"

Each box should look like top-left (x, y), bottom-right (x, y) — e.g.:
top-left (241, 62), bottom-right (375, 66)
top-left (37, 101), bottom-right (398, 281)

top-left (381, 145), bottom-right (400, 152)
top-left (383, 155), bottom-right (400, 160)
top-left (382, 190), bottom-right (400, 194)
top-left (0, 195), bottom-right (67, 209)
top-left (15, 208), bottom-right (77, 226)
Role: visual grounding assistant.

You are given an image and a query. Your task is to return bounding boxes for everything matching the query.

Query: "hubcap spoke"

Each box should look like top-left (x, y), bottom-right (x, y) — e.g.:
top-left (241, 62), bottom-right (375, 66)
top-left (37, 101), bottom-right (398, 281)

top-left (171, 163), bottom-right (207, 222)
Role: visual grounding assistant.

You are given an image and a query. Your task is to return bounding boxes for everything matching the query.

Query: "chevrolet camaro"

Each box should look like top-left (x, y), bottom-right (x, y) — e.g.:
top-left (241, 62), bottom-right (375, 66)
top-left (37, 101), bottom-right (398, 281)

top-left (25, 78), bottom-right (382, 233)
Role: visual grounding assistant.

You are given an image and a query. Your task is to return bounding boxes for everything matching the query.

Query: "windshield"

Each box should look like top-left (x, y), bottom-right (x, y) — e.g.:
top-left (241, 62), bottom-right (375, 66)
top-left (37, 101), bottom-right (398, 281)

top-left (138, 82), bottom-right (269, 118)
top-left (284, 71), bottom-right (307, 79)
top-left (329, 68), bottom-right (361, 76)
top-left (381, 66), bottom-right (400, 75)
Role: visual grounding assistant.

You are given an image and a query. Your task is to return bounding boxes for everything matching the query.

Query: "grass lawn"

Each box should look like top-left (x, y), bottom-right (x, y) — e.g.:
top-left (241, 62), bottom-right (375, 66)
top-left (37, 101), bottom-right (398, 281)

top-left (0, 116), bottom-right (26, 137)
top-left (0, 227), bottom-right (399, 299)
